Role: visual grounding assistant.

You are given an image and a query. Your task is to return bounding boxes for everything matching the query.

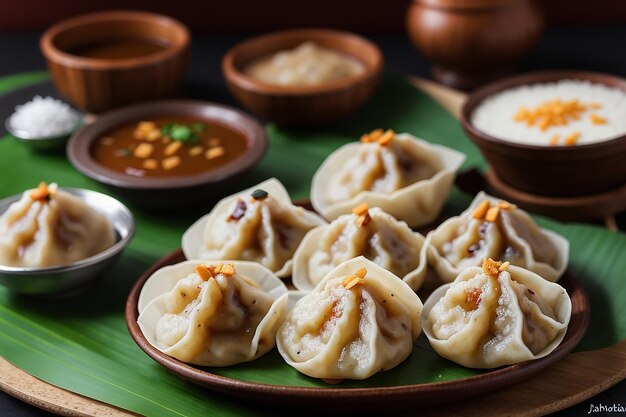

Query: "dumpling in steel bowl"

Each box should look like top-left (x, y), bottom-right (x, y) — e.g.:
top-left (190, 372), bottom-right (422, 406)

top-left (292, 204), bottom-right (428, 291)
top-left (182, 178), bottom-right (326, 277)
top-left (138, 260), bottom-right (288, 366)
top-left (277, 257), bottom-right (423, 380)
top-left (422, 258), bottom-right (571, 368)
top-left (0, 182), bottom-right (115, 267)
top-left (425, 191), bottom-right (569, 283)
top-left (310, 129), bottom-right (465, 227)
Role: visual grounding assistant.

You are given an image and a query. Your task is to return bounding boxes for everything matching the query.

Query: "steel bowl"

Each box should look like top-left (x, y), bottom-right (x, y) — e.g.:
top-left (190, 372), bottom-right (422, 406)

top-left (0, 188), bottom-right (134, 297)
top-left (5, 111), bottom-right (84, 152)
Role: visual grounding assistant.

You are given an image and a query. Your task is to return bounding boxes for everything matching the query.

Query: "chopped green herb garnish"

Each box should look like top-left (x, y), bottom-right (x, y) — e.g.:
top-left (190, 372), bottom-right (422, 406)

top-left (251, 189), bottom-right (269, 200)
top-left (160, 122), bottom-right (207, 144)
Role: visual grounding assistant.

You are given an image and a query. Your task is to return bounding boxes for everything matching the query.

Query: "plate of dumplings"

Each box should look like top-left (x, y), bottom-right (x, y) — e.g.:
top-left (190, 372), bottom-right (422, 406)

top-left (126, 132), bottom-right (590, 411)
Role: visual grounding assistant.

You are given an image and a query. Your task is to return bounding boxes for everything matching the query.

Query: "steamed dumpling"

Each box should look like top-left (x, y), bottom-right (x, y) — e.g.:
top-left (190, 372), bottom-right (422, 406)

top-left (425, 192), bottom-right (568, 282)
top-left (0, 182), bottom-right (115, 267)
top-left (138, 261), bottom-right (288, 366)
top-left (182, 178), bottom-right (326, 277)
top-left (310, 130), bottom-right (465, 227)
top-left (422, 258), bottom-right (571, 368)
top-left (326, 129), bottom-right (439, 201)
top-left (277, 257), bottom-right (423, 380)
top-left (292, 204), bottom-right (427, 291)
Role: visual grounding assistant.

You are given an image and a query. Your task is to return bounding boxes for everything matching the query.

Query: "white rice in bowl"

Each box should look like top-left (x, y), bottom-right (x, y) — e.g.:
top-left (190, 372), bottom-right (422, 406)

top-left (471, 79), bottom-right (626, 146)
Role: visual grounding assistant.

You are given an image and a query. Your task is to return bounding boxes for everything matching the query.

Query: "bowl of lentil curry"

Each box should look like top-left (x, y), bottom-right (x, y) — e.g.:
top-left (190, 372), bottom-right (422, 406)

top-left (461, 70), bottom-right (626, 197)
top-left (67, 100), bottom-right (267, 209)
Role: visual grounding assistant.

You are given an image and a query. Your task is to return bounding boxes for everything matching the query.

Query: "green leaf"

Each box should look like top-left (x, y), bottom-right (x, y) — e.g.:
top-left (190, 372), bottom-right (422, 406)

top-left (0, 73), bottom-right (625, 417)
top-left (160, 123), bottom-right (175, 137)
top-left (170, 125), bottom-right (191, 141)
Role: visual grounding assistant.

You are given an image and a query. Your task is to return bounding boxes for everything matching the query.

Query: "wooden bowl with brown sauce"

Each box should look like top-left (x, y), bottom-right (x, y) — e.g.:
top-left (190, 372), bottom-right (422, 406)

top-left (222, 29), bottom-right (383, 126)
top-left (66, 100), bottom-right (268, 210)
top-left (40, 10), bottom-right (190, 113)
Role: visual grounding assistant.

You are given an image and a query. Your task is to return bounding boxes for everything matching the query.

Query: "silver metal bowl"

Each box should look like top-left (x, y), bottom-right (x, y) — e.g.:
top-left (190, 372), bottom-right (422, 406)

top-left (0, 188), bottom-right (134, 297)
top-left (5, 112), bottom-right (83, 152)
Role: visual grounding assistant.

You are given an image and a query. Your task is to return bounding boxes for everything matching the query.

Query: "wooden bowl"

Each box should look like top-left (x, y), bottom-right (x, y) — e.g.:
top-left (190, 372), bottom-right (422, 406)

top-left (221, 29), bottom-right (383, 126)
top-left (66, 100), bottom-right (267, 210)
top-left (461, 70), bottom-right (626, 197)
top-left (40, 11), bottom-right (190, 114)
top-left (406, 0), bottom-right (544, 90)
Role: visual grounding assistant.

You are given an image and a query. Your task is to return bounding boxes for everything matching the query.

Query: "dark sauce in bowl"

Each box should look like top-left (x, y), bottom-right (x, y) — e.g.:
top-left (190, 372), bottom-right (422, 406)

top-left (68, 38), bottom-right (170, 59)
top-left (91, 116), bottom-right (249, 178)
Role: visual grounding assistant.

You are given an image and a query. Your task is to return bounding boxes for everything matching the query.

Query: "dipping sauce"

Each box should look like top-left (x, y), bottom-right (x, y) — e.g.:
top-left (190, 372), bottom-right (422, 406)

top-left (68, 38), bottom-right (169, 60)
top-left (244, 42), bottom-right (365, 86)
top-left (92, 117), bottom-right (248, 177)
top-left (471, 80), bottom-right (626, 146)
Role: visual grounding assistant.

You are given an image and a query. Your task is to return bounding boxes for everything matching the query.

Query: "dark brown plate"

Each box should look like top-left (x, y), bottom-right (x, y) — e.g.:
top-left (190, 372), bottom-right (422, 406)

top-left (126, 250), bottom-right (589, 412)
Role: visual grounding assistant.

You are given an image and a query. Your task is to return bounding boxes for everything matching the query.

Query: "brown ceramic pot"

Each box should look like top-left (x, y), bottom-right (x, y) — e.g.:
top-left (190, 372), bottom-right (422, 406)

top-left (222, 29), bottom-right (383, 126)
top-left (406, 0), bottom-right (544, 89)
top-left (40, 11), bottom-right (190, 113)
top-left (461, 70), bottom-right (626, 197)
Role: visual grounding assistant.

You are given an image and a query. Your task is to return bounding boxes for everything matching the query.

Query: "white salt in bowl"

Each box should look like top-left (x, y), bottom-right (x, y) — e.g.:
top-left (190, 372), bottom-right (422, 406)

top-left (461, 70), bottom-right (626, 197)
top-left (5, 96), bottom-right (83, 152)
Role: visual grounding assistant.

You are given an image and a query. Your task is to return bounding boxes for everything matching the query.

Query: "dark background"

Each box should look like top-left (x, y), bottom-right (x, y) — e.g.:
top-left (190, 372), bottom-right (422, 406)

top-left (0, 0), bottom-right (625, 32)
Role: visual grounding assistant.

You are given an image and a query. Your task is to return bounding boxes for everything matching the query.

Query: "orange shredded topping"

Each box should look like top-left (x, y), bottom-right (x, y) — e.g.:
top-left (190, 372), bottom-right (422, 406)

top-left (198, 263), bottom-right (237, 280)
top-left (549, 134), bottom-right (560, 146)
top-left (482, 258), bottom-right (505, 278)
top-left (472, 200), bottom-right (490, 219)
top-left (360, 128), bottom-right (395, 146)
top-left (341, 275), bottom-right (354, 287)
top-left (341, 269), bottom-right (368, 289)
top-left (473, 199), bottom-right (513, 222)
top-left (485, 206), bottom-right (500, 222)
top-left (513, 99), bottom-right (610, 145)
top-left (30, 182), bottom-right (57, 202)
top-left (499, 261), bottom-right (511, 272)
top-left (590, 113), bottom-right (607, 125)
top-left (356, 213), bottom-right (371, 227)
top-left (497, 200), bottom-right (516, 210)
top-left (564, 131), bottom-right (581, 146)
top-left (220, 263), bottom-right (236, 276)
top-left (352, 203), bottom-right (371, 227)
top-left (352, 203), bottom-right (369, 216)
top-left (360, 128), bottom-right (384, 143)
top-left (377, 129), bottom-right (395, 146)
top-left (360, 133), bottom-right (373, 143)
top-left (513, 98), bottom-right (591, 132)
top-left (343, 276), bottom-right (363, 290)
top-left (195, 265), bottom-right (211, 281)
